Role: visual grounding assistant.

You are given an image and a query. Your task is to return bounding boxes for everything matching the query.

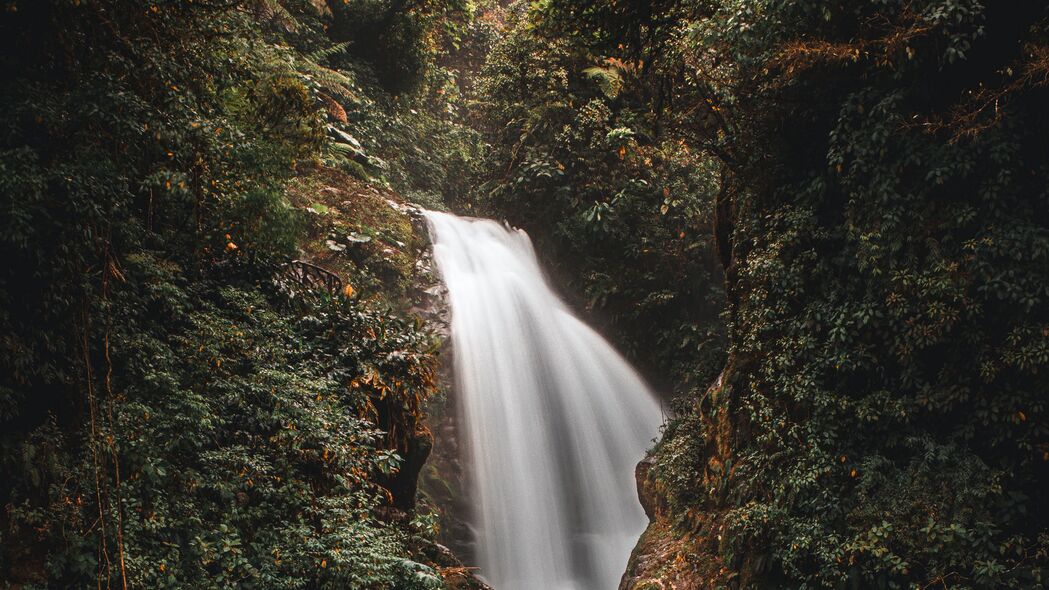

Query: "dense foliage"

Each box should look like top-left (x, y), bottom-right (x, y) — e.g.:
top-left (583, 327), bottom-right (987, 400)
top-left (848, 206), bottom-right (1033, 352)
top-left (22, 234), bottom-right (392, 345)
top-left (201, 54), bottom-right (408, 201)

top-left (0, 1), bottom-right (467, 587)
top-left (693, 3), bottom-right (1049, 586)
top-left (469, 3), bottom-right (728, 388)
top-left (5, 0), bottom-right (1049, 588)
top-left (473, 1), bottom-right (1049, 588)
top-left (4, 260), bottom-right (442, 588)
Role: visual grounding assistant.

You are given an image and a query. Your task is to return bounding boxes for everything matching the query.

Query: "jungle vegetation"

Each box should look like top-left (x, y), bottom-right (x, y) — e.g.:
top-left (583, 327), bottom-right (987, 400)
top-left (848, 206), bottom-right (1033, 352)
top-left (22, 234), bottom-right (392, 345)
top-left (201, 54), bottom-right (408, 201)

top-left (2, 0), bottom-right (1048, 589)
top-left (468, 2), bottom-right (1049, 588)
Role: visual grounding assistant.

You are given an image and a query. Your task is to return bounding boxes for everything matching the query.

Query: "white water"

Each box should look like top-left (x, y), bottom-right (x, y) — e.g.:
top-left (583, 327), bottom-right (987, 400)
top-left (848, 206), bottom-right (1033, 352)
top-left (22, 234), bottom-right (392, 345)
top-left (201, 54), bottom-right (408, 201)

top-left (425, 211), bottom-right (663, 590)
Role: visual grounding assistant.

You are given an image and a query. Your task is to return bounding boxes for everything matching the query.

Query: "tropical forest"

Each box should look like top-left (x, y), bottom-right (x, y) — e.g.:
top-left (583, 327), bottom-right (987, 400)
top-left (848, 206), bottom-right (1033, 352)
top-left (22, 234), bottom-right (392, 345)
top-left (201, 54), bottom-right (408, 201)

top-left (1, 1), bottom-right (1047, 589)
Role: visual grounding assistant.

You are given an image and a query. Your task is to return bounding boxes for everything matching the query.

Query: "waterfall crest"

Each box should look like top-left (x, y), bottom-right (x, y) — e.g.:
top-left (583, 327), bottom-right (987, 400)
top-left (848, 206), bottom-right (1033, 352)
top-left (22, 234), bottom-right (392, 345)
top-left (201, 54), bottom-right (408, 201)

top-left (425, 210), bottom-right (663, 590)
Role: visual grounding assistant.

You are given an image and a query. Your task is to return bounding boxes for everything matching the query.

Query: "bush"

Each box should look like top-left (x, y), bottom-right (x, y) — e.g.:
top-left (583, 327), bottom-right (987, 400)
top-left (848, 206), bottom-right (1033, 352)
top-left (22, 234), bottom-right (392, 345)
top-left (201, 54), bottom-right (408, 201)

top-left (0, 2), bottom-right (445, 587)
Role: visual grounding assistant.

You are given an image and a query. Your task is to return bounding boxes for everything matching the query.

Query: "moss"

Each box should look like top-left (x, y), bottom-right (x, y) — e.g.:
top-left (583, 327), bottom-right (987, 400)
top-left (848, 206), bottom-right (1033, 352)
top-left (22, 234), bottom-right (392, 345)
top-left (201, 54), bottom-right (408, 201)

top-left (286, 165), bottom-right (424, 307)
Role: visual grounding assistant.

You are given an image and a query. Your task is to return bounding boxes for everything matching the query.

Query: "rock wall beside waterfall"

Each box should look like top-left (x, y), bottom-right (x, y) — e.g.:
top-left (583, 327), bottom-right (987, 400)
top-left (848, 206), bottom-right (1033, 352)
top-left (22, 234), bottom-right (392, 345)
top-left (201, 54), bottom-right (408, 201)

top-left (619, 368), bottom-right (736, 590)
top-left (406, 210), bottom-right (483, 565)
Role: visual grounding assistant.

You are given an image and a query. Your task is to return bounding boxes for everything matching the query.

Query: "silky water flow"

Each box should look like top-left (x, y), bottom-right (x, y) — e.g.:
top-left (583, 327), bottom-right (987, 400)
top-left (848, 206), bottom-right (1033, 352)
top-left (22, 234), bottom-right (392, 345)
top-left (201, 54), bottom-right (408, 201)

top-left (425, 211), bottom-right (663, 590)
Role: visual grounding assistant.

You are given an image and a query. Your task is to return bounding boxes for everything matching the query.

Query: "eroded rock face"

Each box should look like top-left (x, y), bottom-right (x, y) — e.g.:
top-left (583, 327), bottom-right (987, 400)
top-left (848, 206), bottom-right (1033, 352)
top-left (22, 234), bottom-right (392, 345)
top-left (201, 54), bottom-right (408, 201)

top-left (621, 457), bottom-right (689, 590)
top-left (409, 212), bottom-right (486, 581)
top-left (620, 470), bottom-right (716, 590)
top-left (635, 456), bottom-right (663, 521)
top-left (621, 367), bottom-right (739, 590)
top-left (421, 542), bottom-right (494, 590)
top-left (620, 519), bottom-right (712, 590)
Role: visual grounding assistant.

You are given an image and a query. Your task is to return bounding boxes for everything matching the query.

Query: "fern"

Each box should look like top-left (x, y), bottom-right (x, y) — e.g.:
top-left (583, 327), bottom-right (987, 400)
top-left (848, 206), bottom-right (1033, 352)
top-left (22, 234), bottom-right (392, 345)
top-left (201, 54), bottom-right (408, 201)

top-left (301, 60), bottom-right (358, 101)
top-left (307, 41), bottom-right (352, 64)
top-left (328, 141), bottom-right (359, 158)
top-left (253, 0), bottom-right (299, 32)
top-left (583, 65), bottom-right (624, 98)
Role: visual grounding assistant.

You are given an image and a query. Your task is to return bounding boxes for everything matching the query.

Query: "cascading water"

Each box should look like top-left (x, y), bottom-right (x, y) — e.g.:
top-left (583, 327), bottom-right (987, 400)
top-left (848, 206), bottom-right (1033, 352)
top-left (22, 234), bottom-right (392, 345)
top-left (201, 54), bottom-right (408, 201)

top-left (425, 210), bottom-right (663, 590)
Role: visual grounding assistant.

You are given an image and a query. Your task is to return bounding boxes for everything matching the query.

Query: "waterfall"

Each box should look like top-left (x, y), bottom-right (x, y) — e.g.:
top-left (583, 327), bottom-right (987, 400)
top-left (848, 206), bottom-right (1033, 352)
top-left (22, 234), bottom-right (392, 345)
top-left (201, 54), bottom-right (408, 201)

top-left (425, 211), bottom-right (663, 590)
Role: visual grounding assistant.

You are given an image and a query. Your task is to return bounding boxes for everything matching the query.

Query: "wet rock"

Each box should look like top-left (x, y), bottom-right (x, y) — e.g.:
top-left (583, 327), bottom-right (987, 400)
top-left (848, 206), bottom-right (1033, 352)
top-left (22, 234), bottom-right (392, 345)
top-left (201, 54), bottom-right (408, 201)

top-left (421, 542), bottom-right (493, 590)
top-left (636, 455), bottom-right (663, 521)
top-left (387, 426), bottom-right (434, 512)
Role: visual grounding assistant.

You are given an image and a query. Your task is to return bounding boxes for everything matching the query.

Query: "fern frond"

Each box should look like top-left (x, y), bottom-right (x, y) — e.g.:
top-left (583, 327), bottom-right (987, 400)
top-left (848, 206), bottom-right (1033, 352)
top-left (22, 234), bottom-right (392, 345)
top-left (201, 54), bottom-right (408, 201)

top-left (306, 42), bottom-right (351, 65)
top-left (583, 65), bottom-right (624, 98)
top-left (301, 61), bottom-right (357, 101)
top-left (253, 0), bottom-right (299, 32)
top-left (318, 92), bottom-right (348, 123)
top-left (328, 142), bottom-right (358, 157)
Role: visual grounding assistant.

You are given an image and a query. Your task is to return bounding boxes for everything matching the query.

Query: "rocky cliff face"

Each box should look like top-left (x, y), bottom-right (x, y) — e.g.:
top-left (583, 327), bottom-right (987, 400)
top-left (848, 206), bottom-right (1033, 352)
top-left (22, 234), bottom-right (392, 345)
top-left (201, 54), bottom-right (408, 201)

top-left (619, 368), bottom-right (737, 590)
top-left (404, 206), bottom-right (492, 589)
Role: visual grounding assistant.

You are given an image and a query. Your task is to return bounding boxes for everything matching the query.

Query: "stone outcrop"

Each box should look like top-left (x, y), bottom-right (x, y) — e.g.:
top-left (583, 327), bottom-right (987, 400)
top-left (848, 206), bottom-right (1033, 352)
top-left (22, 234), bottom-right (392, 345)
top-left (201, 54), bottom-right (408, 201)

top-left (635, 455), bottom-right (663, 521)
top-left (620, 367), bottom-right (740, 590)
